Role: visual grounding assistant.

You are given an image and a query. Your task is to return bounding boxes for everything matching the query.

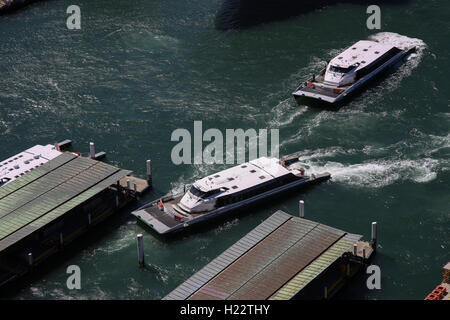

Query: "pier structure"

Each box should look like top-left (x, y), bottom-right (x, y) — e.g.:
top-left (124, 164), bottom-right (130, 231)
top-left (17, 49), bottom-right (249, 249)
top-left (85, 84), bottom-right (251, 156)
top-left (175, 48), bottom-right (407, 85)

top-left (164, 209), bottom-right (375, 300)
top-left (424, 262), bottom-right (450, 300)
top-left (0, 151), bottom-right (149, 288)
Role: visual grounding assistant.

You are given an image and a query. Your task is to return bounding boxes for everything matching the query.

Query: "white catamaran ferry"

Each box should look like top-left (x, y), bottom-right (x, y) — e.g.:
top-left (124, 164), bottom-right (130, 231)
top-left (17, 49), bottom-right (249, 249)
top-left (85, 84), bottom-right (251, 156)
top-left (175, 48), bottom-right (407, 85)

top-left (0, 144), bottom-right (63, 188)
top-left (292, 39), bottom-right (416, 104)
top-left (132, 155), bottom-right (330, 234)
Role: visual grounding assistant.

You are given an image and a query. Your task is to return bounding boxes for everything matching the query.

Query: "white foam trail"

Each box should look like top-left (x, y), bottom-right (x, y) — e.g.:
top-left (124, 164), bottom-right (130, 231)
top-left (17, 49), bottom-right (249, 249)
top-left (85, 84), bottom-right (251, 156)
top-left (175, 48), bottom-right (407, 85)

top-left (291, 150), bottom-right (441, 188)
top-left (369, 32), bottom-right (427, 54)
top-left (368, 32), bottom-right (427, 88)
top-left (81, 223), bottom-right (136, 257)
top-left (278, 110), bottom-right (333, 149)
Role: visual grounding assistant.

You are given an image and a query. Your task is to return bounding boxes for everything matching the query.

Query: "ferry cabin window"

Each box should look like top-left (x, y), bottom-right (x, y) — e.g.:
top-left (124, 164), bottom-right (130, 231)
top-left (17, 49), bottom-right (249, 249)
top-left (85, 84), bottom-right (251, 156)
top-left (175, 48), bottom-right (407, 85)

top-left (217, 179), bottom-right (279, 207)
top-left (329, 65), bottom-right (356, 74)
top-left (0, 178), bottom-right (10, 187)
top-left (189, 186), bottom-right (205, 198)
top-left (189, 186), bottom-right (221, 199)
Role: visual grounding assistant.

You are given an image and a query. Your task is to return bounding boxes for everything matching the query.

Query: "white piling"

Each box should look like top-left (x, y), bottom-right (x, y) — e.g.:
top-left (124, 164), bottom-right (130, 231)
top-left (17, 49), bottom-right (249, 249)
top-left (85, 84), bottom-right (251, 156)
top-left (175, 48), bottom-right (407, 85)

top-left (299, 200), bottom-right (304, 218)
top-left (89, 142), bottom-right (95, 159)
top-left (371, 222), bottom-right (377, 245)
top-left (353, 243), bottom-right (358, 256)
top-left (28, 252), bottom-right (33, 266)
top-left (137, 234), bottom-right (144, 267)
top-left (146, 160), bottom-right (152, 185)
top-left (126, 179), bottom-right (130, 189)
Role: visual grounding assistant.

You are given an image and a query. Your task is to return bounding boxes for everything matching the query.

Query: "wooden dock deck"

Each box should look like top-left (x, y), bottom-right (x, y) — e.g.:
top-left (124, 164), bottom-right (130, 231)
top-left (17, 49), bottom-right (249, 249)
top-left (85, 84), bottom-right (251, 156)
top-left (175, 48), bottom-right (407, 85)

top-left (164, 210), bottom-right (374, 300)
top-left (118, 176), bottom-right (150, 196)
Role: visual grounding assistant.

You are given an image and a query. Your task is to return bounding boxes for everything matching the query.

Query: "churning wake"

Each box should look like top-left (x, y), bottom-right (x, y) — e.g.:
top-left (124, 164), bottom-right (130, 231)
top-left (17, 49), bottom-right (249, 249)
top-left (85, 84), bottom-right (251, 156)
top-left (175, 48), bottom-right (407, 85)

top-left (288, 129), bottom-right (449, 188)
top-left (270, 33), bottom-right (442, 188)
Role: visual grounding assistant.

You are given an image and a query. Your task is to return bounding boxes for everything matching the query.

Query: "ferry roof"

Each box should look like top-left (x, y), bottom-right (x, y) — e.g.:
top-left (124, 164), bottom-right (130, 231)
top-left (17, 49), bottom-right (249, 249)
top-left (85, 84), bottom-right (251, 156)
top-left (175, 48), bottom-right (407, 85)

top-left (0, 153), bottom-right (131, 252)
top-left (329, 40), bottom-right (397, 70)
top-left (0, 144), bottom-right (62, 186)
top-left (164, 210), bottom-right (362, 300)
top-left (193, 157), bottom-right (290, 194)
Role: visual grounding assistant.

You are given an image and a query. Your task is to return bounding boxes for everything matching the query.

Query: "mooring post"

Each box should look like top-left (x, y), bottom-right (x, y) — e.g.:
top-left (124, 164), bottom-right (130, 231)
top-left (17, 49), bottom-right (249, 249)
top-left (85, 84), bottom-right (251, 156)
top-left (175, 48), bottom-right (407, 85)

top-left (89, 142), bottom-right (95, 159)
top-left (146, 160), bottom-right (152, 186)
top-left (299, 200), bottom-right (304, 218)
top-left (28, 252), bottom-right (33, 267)
top-left (371, 222), bottom-right (377, 249)
top-left (126, 179), bottom-right (130, 190)
top-left (353, 243), bottom-right (358, 256)
top-left (137, 234), bottom-right (144, 267)
top-left (133, 183), bottom-right (138, 199)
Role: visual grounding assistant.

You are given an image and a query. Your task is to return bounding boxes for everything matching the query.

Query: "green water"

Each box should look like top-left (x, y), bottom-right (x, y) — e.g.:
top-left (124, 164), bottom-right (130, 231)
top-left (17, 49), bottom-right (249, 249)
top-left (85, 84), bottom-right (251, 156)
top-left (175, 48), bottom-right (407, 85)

top-left (0, 0), bottom-right (449, 299)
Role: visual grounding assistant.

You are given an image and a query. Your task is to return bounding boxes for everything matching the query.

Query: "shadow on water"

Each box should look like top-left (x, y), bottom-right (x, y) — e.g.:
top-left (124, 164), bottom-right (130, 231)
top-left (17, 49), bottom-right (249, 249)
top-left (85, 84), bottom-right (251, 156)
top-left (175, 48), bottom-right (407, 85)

top-left (0, 0), bottom-right (43, 15)
top-left (215, 0), bottom-right (412, 30)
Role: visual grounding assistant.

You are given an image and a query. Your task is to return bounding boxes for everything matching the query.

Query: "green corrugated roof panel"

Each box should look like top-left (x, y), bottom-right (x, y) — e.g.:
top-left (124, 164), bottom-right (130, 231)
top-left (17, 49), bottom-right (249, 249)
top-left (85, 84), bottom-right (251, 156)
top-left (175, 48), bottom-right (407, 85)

top-left (0, 169), bottom-right (130, 252)
top-left (163, 210), bottom-right (293, 300)
top-left (0, 154), bottom-right (131, 252)
top-left (29, 169), bottom-right (130, 228)
top-left (224, 222), bottom-right (346, 300)
top-left (0, 157), bottom-right (95, 219)
top-left (165, 211), bottom-right (363, 300)
top-left (269, 233), bottom-right (361, 300)
top-left (189, 219), bottom-right (323, 300)
top-left (0, 162), bottom-right (116, 240)
top-left (0, 153), bottom-right (76, 201)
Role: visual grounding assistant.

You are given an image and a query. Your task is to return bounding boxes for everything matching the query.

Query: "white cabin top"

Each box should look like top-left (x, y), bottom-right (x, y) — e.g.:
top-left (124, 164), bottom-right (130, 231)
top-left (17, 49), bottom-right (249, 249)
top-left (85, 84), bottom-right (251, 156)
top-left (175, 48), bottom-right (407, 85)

top-left (0, 144), bottom-right (62, 186)
top-left (329, 40), bottom-right (397, 72)
top-left (193, 157), bottom-right (291, 195)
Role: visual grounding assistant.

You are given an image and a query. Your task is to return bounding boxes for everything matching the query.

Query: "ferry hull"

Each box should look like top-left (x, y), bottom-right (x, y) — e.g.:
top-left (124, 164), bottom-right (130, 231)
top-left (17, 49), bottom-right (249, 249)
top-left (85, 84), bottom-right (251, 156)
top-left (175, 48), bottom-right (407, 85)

top-left (131, 172), bottom-right (331, 235)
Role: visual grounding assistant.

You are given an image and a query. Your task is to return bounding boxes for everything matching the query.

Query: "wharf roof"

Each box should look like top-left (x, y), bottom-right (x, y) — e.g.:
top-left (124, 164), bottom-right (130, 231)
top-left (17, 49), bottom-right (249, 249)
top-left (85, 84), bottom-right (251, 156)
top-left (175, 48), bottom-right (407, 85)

top-left (164, 210), bottom-right (362, 300)
top-left (0, 153), bottom-right (130, 252)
